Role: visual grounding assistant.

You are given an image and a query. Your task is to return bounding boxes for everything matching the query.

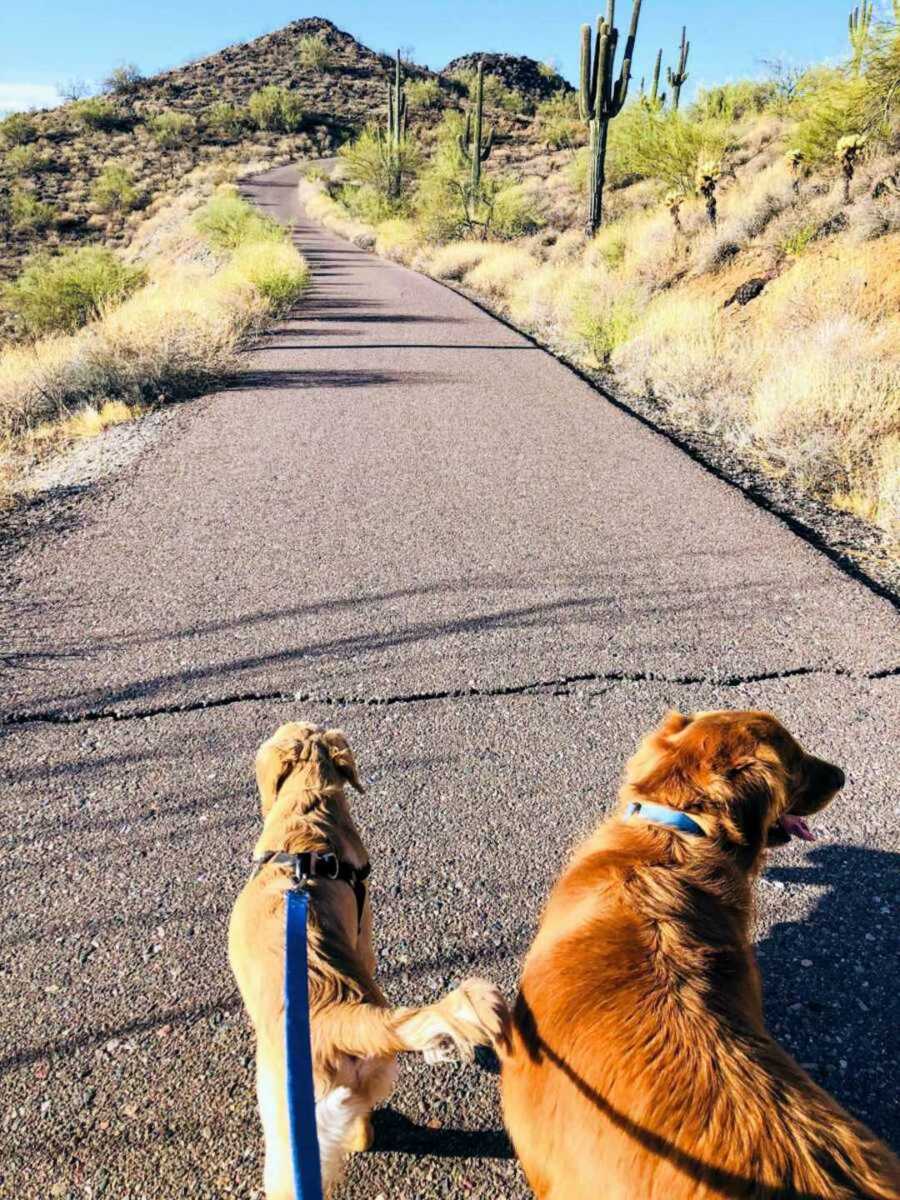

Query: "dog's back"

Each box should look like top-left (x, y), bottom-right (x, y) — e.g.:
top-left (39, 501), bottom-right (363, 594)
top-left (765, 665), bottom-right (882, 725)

top-left (501, 710), bottom-right (900, 1200)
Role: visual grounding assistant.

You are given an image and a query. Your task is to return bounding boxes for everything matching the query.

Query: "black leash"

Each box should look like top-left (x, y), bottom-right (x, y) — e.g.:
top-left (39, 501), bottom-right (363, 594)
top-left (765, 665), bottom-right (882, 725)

top-left (252, 850), bottom-right (370, 928)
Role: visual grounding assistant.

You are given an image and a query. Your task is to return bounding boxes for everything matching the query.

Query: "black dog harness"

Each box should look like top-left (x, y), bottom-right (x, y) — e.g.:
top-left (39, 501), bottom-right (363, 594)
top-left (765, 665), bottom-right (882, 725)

top-left (251, 850), bottom-right (371, 928)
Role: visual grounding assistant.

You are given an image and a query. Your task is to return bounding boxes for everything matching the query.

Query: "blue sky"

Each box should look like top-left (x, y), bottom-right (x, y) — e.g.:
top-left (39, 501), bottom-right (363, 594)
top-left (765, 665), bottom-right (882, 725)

top-left (0, 1), bottom-right (877, 113)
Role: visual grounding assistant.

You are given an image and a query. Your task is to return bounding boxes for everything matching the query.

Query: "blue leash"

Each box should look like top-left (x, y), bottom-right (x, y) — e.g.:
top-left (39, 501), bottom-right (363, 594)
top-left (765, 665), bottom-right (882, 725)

top-left (284, 887), bottom-right (323, 1199)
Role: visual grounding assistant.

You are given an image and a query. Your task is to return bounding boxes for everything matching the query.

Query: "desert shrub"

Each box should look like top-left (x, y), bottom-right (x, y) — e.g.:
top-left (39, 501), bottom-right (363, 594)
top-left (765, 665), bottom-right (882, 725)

top-left (491, 181), bottom-right (545, 238)
top-left (570, 288), bottom-right (638, 365)
top-left (537, 92), bottom-right (583, 150)
top-left (71, 97), bottom-right (123, 131)
top-left (296, 33), bottom-right (333, 72)
top-left (91, 164), bottom-right (141, 212)
top-left (464, 245), bottom-right (536, 299)
top-left (103, 63), bottom-right (143, 96)
top-left (0, 112), bottom-right (37, 148)
top-left (0, 198), bottom-right (310, 445)
top-left (147, 110), bottom-right (194, 148)
top-left (427, 242), bottom-right (490, 279)
top-left (790, 70), bottom-right (871, 165)
top-left (693, 81), bottom-right (778, 122)
top-left (5, 144), bottom-right (50, 175)
top-left (452, 70), bottom-right (524, 113)
top-left (412, 113), bottom-right (471, 240)
top-left (406, 77), bottom-right (443, 109)
top-left (9, 189), bottom-right (55, 231)
top-left (337, 182), bottom-right (396, 224)
top-left (248, 85), bottom-right (305, 132)
top-left (3, 247), bottom-right (145, 336)
top-left (225, 240), bottom-right (309, 309)
top-left (339, 126), bottom-right (421, 206)
top-left (374, 218), bottom-right (424, 262)
top-left (205, 101), bottom-right (245, 138)
top-left (780, 222), bottom-right (818, 256)
top-left (610, 107), bottom-right (729, 194)
top-left (194, 189), bottom-right (285, 249)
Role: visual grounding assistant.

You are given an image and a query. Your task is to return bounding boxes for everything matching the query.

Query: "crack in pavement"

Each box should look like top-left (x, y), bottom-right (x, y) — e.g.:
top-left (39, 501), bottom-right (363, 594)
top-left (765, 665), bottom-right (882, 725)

top-left (3, 663), bottom-right (897, 729)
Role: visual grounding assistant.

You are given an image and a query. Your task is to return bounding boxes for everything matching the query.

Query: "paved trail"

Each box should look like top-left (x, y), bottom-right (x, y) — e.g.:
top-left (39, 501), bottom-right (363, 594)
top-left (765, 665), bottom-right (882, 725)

top-left (2, 164), bottom-right (898, 1200)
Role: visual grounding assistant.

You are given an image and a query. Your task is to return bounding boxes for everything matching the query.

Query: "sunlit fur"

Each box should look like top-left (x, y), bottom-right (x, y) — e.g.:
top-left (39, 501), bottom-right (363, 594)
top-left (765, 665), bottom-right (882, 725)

top-left (229, 721), bottom-right (508, 1198)
top-left (501, 710), bottom-right (900, 1200)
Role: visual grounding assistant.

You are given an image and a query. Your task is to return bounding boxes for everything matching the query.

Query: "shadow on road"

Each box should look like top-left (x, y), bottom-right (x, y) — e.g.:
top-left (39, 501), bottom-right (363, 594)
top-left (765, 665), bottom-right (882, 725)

top-left (371, 1107), bottom-right (515, 1161)
top-left (757, 843), bottom-right (899, 1144)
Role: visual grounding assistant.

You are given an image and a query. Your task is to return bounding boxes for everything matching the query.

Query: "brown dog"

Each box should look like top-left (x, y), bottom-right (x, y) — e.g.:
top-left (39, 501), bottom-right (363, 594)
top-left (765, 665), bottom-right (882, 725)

top-left (501, 710), bottom-right (900, 1200)
top-left (229, 721), bottom-right (507, 1197)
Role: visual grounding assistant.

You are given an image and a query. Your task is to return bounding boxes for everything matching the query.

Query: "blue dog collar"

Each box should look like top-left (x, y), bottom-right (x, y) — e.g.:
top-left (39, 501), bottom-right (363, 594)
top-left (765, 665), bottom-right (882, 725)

top-left (625, 800), bottom-right (705, 837)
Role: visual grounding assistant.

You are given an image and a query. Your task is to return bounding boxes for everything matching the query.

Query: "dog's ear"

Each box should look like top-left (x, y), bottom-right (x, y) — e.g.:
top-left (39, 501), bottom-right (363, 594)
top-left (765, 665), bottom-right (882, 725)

top-left (322, 729), bottom-right (365, 793)
top-left (659, 709), bottom-right (693, 738)
top-left (255, 722), bottom-right (319, 817)
top-left (721, 747), bottom-right (787, 866)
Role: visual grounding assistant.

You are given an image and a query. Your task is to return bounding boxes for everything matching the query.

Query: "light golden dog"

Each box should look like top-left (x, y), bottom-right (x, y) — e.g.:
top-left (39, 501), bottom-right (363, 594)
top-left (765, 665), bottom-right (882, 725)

top-left (229, 721), bottom-right (507, 1197)
top-left (501, 709), bottom-right (900, 1200)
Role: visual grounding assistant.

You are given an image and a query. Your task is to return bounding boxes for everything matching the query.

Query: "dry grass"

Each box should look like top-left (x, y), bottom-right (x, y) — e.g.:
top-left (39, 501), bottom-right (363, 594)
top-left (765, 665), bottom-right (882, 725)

top-left (1, 177), bottom-right (309, 494)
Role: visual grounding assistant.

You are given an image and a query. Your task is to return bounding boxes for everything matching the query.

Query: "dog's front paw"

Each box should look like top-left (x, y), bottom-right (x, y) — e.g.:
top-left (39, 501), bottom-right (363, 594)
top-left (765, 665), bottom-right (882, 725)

top-left (452, 977), bottom-right (510, 1050)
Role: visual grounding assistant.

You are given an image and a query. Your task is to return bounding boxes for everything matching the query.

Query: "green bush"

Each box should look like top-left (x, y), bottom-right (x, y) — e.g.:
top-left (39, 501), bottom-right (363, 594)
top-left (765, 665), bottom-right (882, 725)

top-left (339, 126), bottom-right (422, 207)
top-left (6, 144), bottom-right (50, 175)
top-left (452, 70), bottom-right (524, 113)
top-left (3, 246), bottom-right (146, 336)
top-left (779, 223), bottom-right (818, 256)
top-left (147, 110), bottom-right (194, 148)
top-left (296, 33), bottom-right (333, 72)
top-left (571, 292), bottom-right (637, 364)
top-left (692, 81), bottom-right (777, 122)
top-left (194, 190), bottom-right (286, 250)
top-left (412, 113), bottom-right (472, 240)
top-left (248, 85), bottom-right (305, 132)
top-left (9, 189), bottom-right (56, 232)
top-left (205, 101), bottom-right (246, 138)
top-left (406, 77), bottom-right (443, 109)
top-left (71, 97), bottom-right (123, 131)
top-left (491, 182), bottom-right (545, 238)
top-left (103, 63), bottom-right (143, 96)
top-left (91, 164), bottom-right (141, 213)
top-left (790, 70), bottom-right (870, 165)
top-left (0, 112), bottom-right (37, 148)
top-left (536, 92), bottom-right (583, 150)
top-left (609, 106), bottom-right (730, 194)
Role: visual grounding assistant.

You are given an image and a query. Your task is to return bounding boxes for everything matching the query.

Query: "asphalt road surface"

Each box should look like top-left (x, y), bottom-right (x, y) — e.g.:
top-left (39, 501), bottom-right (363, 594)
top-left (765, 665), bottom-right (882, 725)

top-left (2, 164), bottom-right (898, 1200)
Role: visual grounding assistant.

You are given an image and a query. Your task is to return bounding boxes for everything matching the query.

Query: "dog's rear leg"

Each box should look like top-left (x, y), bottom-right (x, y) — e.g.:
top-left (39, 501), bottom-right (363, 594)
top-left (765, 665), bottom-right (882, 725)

top-left (256, 1036), bottom-right (294, 1200)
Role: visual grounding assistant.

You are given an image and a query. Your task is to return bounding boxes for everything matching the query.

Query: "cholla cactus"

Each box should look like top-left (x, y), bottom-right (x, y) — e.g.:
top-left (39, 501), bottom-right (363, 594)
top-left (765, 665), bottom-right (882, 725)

top-left (666, 26), bottom-right (690, 110)
top-left (835, 134), bottom-right (865, 203)
top-left (696, 159), bottom-right (721, 227)
top-left (848, 3), bottom-right (873, 72)
top-left (785, 147), bottom-right (806, 193)
top-left (665, 187), bottom-right (685, 233)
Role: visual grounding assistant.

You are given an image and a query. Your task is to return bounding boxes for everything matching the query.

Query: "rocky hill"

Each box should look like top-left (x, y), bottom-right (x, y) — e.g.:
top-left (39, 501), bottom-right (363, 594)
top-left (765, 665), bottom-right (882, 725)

top-left (2, 17), bottom-right (515, 307)
top-left (443, 52), bottom-right (572, 103)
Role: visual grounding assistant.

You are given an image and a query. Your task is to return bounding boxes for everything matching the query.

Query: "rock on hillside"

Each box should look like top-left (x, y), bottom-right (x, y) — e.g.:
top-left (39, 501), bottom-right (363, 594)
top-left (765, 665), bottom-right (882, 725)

top-left (442, 52), bottom-right (572, 101)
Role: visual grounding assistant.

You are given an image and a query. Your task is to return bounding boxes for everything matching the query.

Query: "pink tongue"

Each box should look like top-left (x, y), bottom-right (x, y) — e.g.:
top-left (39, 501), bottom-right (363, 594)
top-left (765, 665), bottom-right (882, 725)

top-left (782, 815), bottom-right (816, 842)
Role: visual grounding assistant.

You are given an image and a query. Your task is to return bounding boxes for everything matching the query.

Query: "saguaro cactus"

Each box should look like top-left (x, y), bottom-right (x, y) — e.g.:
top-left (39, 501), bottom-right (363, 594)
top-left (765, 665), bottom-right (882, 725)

top-left (848, 3), bottom-right (873, 70)
top-left (579, 0), bottom-right (643, 236)
top-left (667, 26), bottom-right (690, 110)
top-left (459, 59), bottom-right (494, 198)
top-left (648, 49), bottom-right (666, 108)
top-left (384, 48), bottom-right (408, 198)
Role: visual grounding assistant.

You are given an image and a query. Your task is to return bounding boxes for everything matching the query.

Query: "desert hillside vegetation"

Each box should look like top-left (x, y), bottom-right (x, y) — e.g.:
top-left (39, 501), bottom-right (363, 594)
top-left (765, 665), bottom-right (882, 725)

top-left (301, 6), bottom-right (900, 552)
